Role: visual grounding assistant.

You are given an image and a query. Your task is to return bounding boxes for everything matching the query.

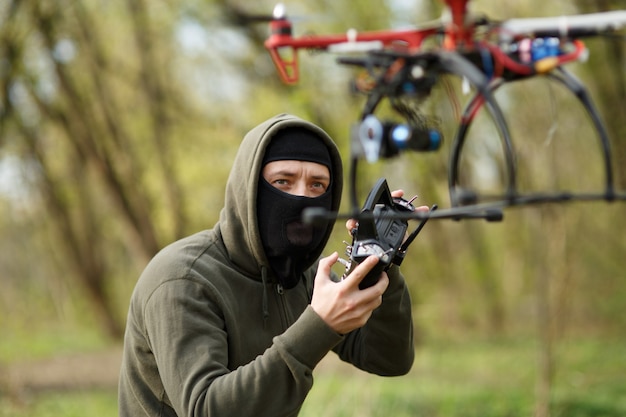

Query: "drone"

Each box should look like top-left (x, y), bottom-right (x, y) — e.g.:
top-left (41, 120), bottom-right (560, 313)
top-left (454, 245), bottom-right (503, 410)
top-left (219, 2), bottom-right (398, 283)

top-left (254, 0), bottom-right (626, 223)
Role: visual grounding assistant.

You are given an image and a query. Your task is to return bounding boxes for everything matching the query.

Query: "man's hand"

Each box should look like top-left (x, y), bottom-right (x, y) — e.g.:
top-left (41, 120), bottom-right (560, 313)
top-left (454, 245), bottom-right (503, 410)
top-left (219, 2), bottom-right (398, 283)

top-left (345, 189), bottom-right (428, 232)
top-left (310, 252), bottom-right (389, 335)
top-left (312, 188), bottom-right (429, 334)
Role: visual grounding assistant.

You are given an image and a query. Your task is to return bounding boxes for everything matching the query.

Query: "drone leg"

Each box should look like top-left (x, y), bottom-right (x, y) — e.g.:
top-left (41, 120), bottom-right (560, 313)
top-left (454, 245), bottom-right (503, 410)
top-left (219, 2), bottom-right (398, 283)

top-left (439, 52), bottom-right (517, 206)
top-left (550, 68), bottom-right (615, 201)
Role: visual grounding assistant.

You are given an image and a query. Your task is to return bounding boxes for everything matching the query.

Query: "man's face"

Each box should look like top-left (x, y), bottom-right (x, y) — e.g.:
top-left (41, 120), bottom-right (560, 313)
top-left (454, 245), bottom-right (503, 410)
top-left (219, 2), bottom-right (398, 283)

top-left (262, 160), bottom-right (330, 198)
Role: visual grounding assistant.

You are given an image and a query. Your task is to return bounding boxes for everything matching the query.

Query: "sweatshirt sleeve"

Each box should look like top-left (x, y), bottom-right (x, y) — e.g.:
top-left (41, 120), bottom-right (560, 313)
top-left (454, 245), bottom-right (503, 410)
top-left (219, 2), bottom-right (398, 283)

top-left (332, 265), bottom-right (415, 376)
top-left (143, 279), bottom-right (342, 417)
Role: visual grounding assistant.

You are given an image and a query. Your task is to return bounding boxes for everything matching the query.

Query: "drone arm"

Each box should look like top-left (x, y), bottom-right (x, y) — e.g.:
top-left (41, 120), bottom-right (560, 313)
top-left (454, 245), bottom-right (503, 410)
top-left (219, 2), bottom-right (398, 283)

top-left (265, 25), bottom-right (439, 84)
top-left (500, 10), bottom-right (626, 40)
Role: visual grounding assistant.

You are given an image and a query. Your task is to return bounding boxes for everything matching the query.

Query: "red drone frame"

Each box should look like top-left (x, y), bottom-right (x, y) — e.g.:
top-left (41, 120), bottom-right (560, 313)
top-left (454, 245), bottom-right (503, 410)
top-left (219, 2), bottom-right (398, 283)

top-left (261, 0), bottom-right (626, 220)
top-left (264, 0), bottom-right (598, 84)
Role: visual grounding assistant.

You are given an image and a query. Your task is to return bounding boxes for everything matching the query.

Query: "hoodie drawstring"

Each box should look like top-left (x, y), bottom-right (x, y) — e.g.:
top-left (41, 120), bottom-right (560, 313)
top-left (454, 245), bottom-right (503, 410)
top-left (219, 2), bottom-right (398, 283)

top-left (261, 266), bottom-right (270, 325)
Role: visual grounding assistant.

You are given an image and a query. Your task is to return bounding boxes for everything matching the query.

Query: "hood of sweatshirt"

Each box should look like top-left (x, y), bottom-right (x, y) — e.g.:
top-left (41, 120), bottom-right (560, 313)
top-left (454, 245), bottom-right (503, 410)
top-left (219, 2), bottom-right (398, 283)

top-left (218, 113), bottom-right (344, 281)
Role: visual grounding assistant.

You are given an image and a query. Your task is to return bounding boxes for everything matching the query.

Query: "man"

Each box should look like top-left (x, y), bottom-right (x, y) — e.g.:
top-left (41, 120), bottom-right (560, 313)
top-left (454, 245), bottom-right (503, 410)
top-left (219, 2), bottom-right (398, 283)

top-left (118, 113), bottom-right (415, 416)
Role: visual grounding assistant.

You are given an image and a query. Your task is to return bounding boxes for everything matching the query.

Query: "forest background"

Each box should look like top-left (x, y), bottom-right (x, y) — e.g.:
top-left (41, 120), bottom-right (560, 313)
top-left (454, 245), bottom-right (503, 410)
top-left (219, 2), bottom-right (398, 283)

top-left (0, 0), bottom-right (625, 416)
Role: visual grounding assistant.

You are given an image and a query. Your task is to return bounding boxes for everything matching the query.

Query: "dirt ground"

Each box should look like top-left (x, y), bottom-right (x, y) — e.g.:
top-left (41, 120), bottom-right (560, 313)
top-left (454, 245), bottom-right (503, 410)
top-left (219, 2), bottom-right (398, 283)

top-left (0, 345), bottom-right (353, 401)
top-left (1, 345), bottom-right (124, 399)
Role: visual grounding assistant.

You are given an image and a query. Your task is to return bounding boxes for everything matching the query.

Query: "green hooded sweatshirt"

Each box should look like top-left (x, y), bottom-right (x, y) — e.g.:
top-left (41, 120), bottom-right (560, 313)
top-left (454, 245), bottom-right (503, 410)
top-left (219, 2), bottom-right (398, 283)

top-left (118, 114), bottom-right (415, 417)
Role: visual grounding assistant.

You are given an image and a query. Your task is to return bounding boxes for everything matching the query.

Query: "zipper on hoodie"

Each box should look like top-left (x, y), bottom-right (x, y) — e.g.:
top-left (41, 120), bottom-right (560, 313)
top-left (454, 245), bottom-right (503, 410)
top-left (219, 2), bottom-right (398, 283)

top-left (275, 283), bottom-right (293, 329)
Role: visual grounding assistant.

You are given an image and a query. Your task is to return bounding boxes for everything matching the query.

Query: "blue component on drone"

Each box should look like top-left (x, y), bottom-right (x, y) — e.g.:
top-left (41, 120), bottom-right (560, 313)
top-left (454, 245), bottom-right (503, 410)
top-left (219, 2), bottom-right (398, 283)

top-left (531, 37), bottom-right (561, 61)
top-left (390, 124), bottom-right (442, 151)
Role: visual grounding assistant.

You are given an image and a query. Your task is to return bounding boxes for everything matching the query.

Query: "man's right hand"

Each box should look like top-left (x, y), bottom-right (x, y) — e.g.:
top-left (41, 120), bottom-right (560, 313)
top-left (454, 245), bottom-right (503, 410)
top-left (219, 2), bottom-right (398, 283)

top-left (310, 252), bottom-right (389, 335)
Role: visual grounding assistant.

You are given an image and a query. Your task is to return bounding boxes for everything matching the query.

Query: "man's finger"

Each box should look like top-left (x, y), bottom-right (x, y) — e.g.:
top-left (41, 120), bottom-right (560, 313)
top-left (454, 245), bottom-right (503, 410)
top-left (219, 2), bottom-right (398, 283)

top-left (391, 189), bottom-right (404, 198)
top-left (317, 252), bottom-right (339, 277)
top-left (343, 255), bottom-right (380, 287)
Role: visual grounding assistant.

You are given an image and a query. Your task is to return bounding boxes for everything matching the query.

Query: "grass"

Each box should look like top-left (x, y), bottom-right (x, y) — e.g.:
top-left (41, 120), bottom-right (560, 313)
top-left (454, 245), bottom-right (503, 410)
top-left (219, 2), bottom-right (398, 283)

top-left (299, 337), bottom-right (626, 417)
top-left (0, 390), bottom-right (117, 417)
top-left (0, 317), bottom-right (108, 364)
top-left (1, 335), bottom-right (624, 417)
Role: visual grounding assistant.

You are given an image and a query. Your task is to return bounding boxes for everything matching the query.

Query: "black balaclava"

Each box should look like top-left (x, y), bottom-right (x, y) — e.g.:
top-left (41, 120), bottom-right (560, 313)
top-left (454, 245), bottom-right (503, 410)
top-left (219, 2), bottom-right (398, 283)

top-left (257, 127), bottom-right (333, 289)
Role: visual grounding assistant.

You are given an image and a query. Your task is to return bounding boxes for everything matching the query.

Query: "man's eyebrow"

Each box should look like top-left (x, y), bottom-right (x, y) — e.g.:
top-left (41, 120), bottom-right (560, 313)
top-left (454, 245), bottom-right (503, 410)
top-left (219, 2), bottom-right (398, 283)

top-left (268, 169), bottom-right (297, 177)
top-left (311, 173), bottom-right (331, 181)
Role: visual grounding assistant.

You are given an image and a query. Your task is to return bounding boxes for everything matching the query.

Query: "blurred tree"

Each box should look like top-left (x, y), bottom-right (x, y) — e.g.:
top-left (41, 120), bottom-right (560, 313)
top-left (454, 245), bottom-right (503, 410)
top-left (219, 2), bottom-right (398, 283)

top-left (576, 0), bottom-right (626, 188)
top-left (0, 0), bottom-right (197, 338)
top-left (0, 0), bottom-right (625, 351)
top-left (0, 0), bottom-right (390, 339)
